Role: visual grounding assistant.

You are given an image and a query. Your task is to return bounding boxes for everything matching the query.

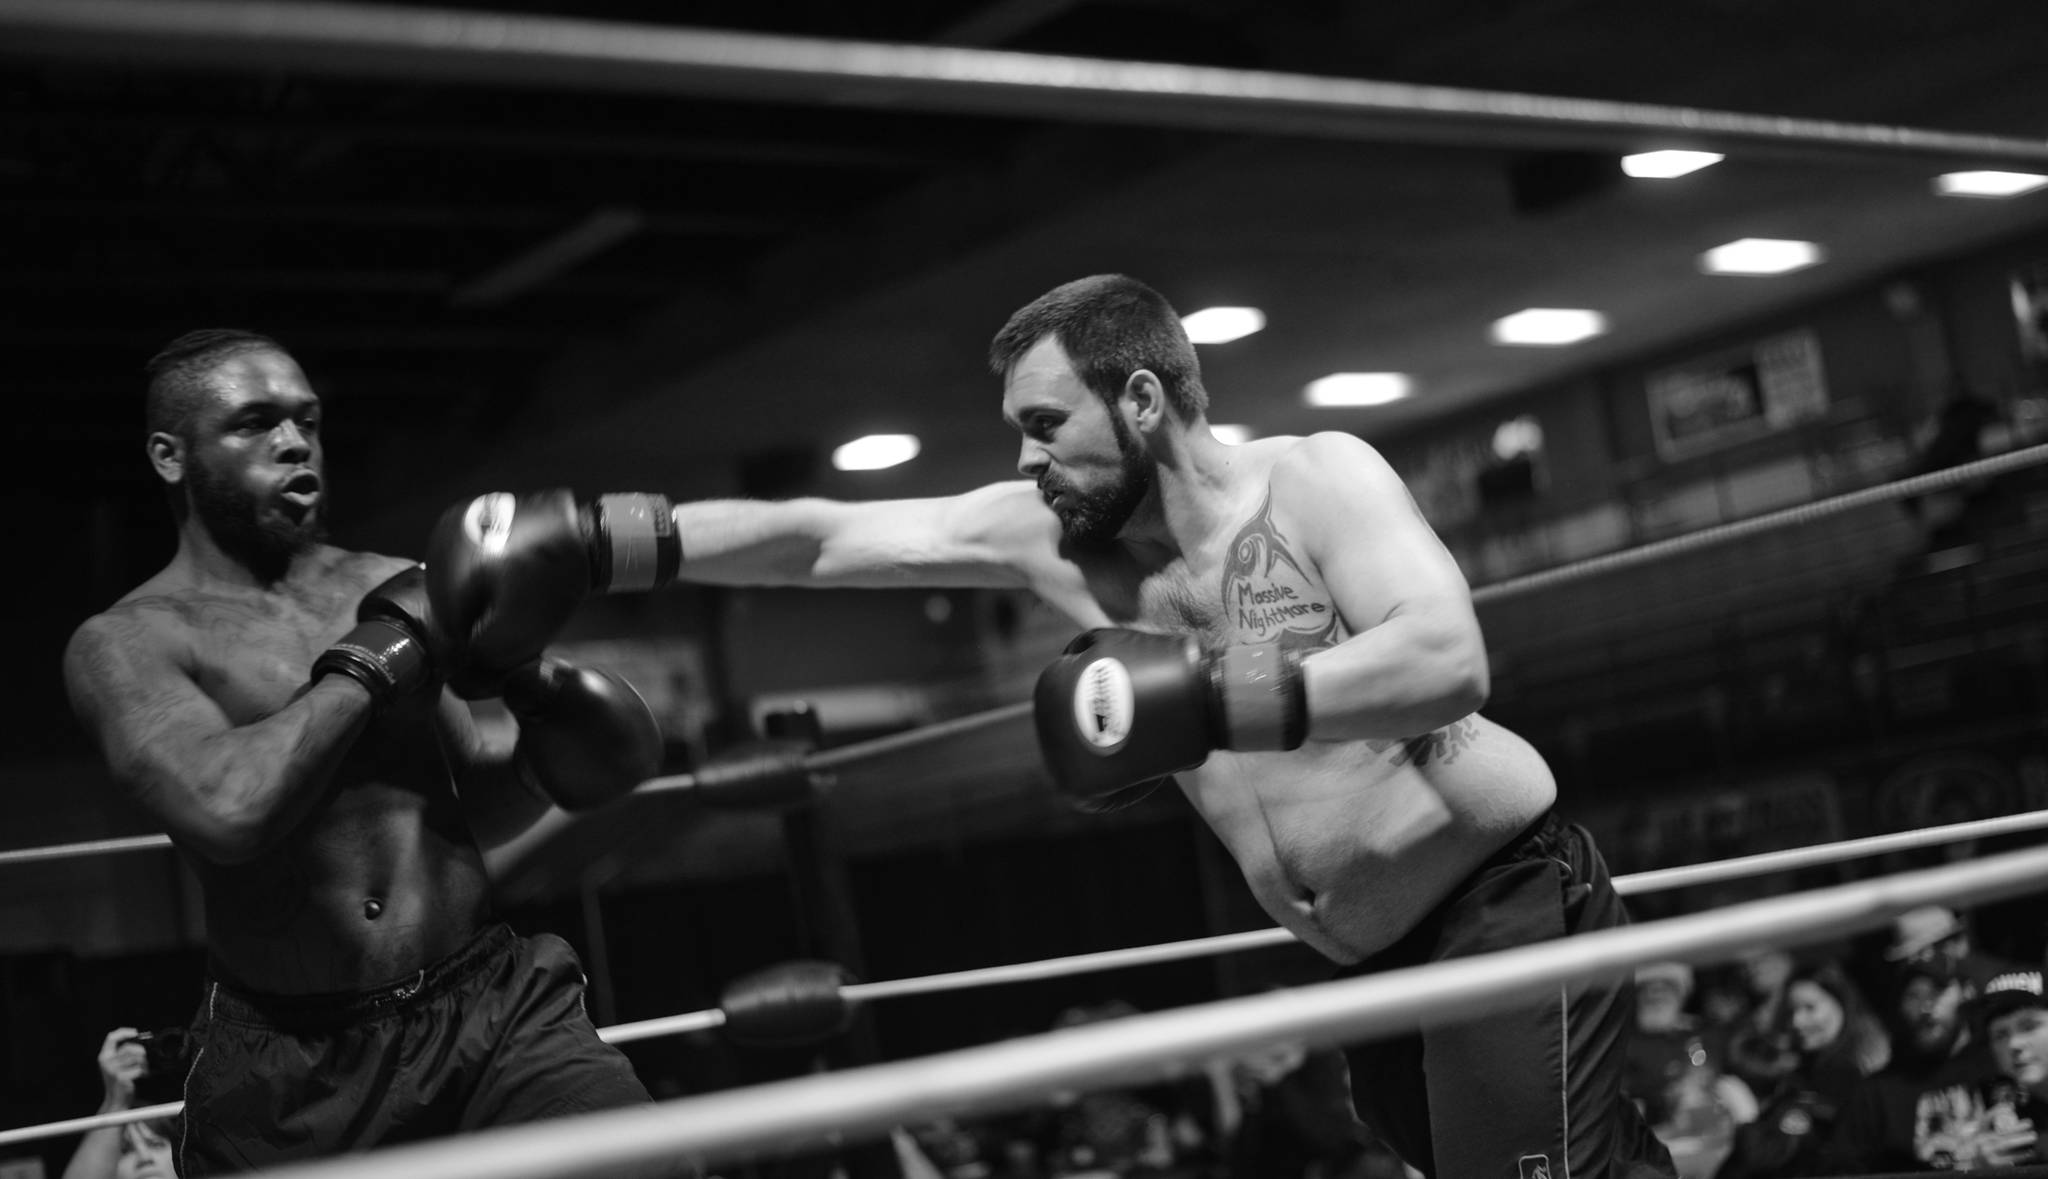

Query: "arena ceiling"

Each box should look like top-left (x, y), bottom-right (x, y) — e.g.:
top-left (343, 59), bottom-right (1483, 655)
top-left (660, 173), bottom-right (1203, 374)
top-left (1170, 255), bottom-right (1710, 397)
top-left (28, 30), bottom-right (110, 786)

top-left (7, 0), bottom-right (2048, 546)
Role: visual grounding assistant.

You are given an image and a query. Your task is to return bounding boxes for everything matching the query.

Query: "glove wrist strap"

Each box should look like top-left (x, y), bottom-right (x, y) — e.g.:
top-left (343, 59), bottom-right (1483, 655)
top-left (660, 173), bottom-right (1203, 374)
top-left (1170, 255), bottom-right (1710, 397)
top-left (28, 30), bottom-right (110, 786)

top-left (588, 494), bottom-right (682, 593)
top-left (311, 621), bottom-right (427, 706)
top-left (1211, 642), bottom-right (1307, 751)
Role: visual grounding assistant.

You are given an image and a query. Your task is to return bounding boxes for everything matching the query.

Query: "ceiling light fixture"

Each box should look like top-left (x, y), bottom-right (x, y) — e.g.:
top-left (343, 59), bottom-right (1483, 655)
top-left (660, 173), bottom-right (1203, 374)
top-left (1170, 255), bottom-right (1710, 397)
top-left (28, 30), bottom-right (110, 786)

top-left (1699, 237), bottom-right (1824, 276)
top-left (1489, 309), bottom-right (1607, 346)
top-left (832, 433), bottom-right (921, 471)
top-left (1210, 423), bottom-right (1255, 445)
top-left (1304, 373), bottom-right (1412, 407)
top-left (1621, 150), bottom-right (1724, 179)
top-left (1935, 171), bottom-right (2048, 198)
top-left (1182, 306), bottom-right (1266, 344)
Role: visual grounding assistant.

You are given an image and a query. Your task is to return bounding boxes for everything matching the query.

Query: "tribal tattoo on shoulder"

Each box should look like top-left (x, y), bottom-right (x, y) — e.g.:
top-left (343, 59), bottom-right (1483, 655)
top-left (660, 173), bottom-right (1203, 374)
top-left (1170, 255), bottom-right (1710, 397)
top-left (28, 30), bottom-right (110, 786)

top-left (1367, 718), bottom-right (1478, 767)
top-left (1220, 491), bottom-right (1341, 652)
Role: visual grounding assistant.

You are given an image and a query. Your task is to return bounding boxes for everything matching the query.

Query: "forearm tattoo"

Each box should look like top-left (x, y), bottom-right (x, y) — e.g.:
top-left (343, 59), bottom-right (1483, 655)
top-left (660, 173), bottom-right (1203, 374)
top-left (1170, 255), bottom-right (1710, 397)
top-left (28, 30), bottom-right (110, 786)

top-left (1368, 718), bottom-right (1477, 767)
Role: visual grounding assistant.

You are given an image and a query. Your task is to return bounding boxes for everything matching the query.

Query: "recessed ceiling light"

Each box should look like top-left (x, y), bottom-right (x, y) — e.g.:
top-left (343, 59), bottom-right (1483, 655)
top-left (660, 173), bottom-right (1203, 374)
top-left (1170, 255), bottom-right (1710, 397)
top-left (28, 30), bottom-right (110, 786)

top-left (1935, 171), bottom-right (2048, 198)
top-left (1621, 150), bottom-right (1724, 179)
top-left (1489, 309), bottom-right (1607, 346)
top-left (1182, 306), bottom-right (1266, 344)
top-left (1210, 423), bottom-right (1255, 445)
top-left (832, 433), bottom-right (920, 471)
top-left (1699, 238), bottom-right (1824, 276)
top-left (1303, 373), bottom-right (1412, 407)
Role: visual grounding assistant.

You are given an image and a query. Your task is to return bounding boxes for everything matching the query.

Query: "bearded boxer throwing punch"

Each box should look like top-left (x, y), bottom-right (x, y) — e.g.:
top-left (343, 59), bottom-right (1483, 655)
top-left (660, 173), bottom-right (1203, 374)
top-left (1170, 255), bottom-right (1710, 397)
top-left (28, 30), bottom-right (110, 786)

top-left (427, 275), bottom-right (1676, 1179)
top-left (62, 331), bottom-right (677, 1176)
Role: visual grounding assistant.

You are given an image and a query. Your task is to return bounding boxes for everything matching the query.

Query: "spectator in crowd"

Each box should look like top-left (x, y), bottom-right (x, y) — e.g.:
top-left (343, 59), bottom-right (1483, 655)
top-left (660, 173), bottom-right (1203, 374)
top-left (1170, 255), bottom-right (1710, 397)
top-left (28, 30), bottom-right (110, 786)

top-left (63, 1027), bottom-right (178, 1179)
top-left (1819, 955), bottom-right (1997, 1173)
top-left (1217, 1039), bottom-right (1374, 1179)
top-left (1718, 962), bottom-right (1888, 1179)
top-left (1885, 906), bottom-right (2018, 1003)
top-left (1722, 949), bottom-right (1802, 1097)
top-left (1623, 962), bottom-right (1756, 1179)
top-left (1904, 968), bottom-right (2047, 1171)
top-left (1900, 392), bottom-right (2008, 557)
top-left (1032, 1002), bottom-right (1216, 1176)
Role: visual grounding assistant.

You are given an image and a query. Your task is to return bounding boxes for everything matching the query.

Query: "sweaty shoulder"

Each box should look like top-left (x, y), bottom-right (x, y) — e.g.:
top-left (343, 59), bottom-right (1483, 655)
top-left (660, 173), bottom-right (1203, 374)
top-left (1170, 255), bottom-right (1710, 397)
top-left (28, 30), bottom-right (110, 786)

top-left (62, 595), bottom-right (187, 723)
top-left (1267, 431), bottom-right (1394, 489)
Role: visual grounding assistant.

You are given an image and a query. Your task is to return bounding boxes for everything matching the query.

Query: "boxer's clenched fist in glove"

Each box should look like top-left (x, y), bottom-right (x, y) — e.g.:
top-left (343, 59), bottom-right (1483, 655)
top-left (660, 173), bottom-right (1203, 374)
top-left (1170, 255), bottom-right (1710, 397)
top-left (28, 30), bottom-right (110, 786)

top-left (425, 490), bottom-right (679, 696)
top-left (1032, 627), bottom-right (1306, 811)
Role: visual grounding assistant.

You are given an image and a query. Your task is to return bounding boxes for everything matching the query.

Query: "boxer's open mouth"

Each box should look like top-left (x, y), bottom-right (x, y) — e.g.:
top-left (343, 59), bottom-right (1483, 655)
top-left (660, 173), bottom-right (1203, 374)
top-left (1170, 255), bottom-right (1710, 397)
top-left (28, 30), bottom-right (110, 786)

top-left (280, 470), bottom-right (322, 507)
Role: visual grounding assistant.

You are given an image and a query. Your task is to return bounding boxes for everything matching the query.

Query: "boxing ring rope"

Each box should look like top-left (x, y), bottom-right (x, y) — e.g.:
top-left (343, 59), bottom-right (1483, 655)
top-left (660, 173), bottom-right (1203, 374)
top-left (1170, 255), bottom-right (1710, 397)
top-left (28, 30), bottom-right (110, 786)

top-left (8, 799), bottom-right (2046, 1146)
top-left (1471, 440), bottom-right (2048, 605)
top-left (222, 843), bottom-right (2048, 1178)
top-left (0, 1103), bottom-right (184, 1150)
top-left (0, 832), bottom-right (173, 867)
top-left (6, 0), bottom-right (2048, 165)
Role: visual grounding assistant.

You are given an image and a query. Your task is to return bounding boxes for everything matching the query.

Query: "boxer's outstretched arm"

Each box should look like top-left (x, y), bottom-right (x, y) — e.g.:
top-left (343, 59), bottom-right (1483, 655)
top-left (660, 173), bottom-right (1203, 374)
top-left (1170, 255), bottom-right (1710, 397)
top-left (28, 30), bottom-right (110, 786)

top-left (671, 480), bottom-right (1056, 590)
top-left (62, 613), bottom-right (374, 866)
top-left (1280, 433), bottom-right (1491, 743)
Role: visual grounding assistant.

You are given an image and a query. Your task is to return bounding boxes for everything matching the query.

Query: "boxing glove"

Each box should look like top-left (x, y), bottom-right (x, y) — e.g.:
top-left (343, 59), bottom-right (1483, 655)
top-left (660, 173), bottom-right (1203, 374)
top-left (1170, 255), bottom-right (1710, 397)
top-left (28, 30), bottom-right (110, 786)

top-left (1032, 628), bottom-right (1306, 809)
top-left (425, 490), bottom-right (680, 696)
top-left (504, 656), bottom-right (663, 812)
top-left (310, 567), bottom-right (446, 706)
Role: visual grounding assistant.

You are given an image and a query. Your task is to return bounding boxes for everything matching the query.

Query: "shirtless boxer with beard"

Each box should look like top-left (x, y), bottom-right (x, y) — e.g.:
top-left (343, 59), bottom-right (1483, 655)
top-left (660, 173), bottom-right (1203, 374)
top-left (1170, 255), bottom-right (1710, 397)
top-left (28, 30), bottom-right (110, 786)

top-left (424, 276), bottom-right (1676, 1179)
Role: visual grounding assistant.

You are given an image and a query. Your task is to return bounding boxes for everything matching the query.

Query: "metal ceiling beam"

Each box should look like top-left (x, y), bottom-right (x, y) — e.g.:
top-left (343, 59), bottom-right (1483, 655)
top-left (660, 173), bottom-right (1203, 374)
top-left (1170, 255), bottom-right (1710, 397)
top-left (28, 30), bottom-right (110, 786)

top-left (0, 197), bottom-right (785, 235)
top-left (3, 0), bottom-right (2047, 164)
top-left (0, 268), bottom-right (682, 297)
top-left (11, 108), bottom-right (955, 170)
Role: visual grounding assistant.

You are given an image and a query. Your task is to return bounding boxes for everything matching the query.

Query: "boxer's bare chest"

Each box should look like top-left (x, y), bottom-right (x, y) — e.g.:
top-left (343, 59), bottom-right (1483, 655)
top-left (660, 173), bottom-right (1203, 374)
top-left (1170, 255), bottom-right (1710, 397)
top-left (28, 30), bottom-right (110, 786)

top-left (1085, 488), bottom-right (1348, 653)
top-left (174, 582), bottom-right (359, 723)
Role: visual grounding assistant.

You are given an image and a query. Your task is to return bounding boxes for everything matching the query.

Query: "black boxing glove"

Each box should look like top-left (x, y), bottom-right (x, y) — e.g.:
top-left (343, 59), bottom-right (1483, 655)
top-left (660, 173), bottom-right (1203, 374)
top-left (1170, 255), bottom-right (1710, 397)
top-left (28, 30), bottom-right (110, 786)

top-left (310, 567), bottom-right (445, 706)
top-left (1032, 628), bottom-right (1306, 810)
top-left (425, 490), bottom-right (680, 697)
top-left (504, 656), bottom-right (664, 812)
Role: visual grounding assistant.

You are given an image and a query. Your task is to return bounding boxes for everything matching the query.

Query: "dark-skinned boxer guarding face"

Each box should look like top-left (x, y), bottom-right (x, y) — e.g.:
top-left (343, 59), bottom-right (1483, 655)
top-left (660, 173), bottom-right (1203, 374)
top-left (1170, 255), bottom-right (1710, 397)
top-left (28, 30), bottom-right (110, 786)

top-left (62, 330), bottom-right (686, 1178)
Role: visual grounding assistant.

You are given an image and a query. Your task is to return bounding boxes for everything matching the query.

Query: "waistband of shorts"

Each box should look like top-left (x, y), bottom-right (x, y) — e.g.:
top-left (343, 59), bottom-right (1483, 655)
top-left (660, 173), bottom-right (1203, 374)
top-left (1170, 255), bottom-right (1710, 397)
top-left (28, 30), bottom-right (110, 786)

top-left (203, 922), bottom-right (516, 1029)
top-left (1472, 808), bottom-right (1566, 876)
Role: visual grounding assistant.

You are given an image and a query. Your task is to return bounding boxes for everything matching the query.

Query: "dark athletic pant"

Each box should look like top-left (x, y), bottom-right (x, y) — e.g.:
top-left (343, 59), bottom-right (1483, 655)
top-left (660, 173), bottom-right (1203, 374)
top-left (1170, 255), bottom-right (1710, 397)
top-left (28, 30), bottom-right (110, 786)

top-left (177, 923), bottom-right (686, 1177)
top-left (1337, 811), bottom-right (1677, 1179)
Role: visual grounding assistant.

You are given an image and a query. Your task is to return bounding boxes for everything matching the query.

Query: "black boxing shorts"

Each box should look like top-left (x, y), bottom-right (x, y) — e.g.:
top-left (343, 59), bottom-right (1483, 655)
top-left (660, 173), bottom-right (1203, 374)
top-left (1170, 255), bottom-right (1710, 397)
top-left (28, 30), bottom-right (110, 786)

top-left (176, 923), bottom-right (684, 1177)
top-left (1334, 810), bottom-right (1678, 1179)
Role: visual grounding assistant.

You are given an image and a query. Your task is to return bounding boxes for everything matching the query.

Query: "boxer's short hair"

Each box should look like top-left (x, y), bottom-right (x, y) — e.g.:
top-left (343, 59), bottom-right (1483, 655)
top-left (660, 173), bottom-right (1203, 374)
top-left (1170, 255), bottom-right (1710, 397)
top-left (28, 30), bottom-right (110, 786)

top-left (144, 328), bottom-right (284, 438)
top-left (989, 274), bottom-right (1208, 417)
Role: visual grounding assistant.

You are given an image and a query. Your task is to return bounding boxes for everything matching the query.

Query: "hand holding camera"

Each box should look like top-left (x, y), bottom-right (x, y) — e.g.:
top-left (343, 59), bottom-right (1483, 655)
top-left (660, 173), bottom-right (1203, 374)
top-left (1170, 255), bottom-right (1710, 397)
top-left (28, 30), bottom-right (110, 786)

top-left (103, 1026), bottom-right (188, 1112)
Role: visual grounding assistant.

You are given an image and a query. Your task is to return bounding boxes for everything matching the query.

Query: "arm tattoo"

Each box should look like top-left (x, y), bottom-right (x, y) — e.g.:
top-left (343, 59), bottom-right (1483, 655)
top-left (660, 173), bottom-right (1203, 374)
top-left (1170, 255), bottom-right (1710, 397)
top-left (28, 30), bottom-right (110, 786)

top-left (1219, 492), bottom-right (1340, 652)
top-left (1368, 719), bottom-right (1477, 767)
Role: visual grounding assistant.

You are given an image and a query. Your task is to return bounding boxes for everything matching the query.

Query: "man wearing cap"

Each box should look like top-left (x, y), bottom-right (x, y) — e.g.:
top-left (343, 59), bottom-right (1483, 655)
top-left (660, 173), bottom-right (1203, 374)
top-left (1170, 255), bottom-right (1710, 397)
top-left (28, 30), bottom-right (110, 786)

top-left (1889, 968), bottom-right (2046, 1171)
top-left (1885, 906), bottom-right (2018, 1003)
top-left (1819, 956), bottom-right (1995, 1173)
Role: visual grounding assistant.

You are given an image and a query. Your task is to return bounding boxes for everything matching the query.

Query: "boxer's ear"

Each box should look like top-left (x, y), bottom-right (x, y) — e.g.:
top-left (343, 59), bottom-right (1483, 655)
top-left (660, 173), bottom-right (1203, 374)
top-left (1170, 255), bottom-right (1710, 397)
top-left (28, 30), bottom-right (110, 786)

top-left (147, 430), bottom-right (184, 485)
top-left (1122, 368), bottom-right (1167, 436)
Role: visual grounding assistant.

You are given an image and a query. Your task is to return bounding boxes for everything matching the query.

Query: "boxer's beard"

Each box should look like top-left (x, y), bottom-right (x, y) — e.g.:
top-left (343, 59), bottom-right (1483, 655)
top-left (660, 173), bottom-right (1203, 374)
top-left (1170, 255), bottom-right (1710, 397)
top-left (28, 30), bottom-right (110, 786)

top-left (1045, 409), bottom-right (1153, 549)
top-left (186, 453), bottom-right (325, 579)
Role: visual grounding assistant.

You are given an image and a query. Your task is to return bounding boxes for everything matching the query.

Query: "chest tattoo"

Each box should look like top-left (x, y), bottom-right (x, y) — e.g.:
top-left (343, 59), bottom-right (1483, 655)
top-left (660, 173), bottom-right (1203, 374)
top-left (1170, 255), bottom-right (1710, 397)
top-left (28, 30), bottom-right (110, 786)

top-left (1219, 491), bottom-right (1340, 652)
